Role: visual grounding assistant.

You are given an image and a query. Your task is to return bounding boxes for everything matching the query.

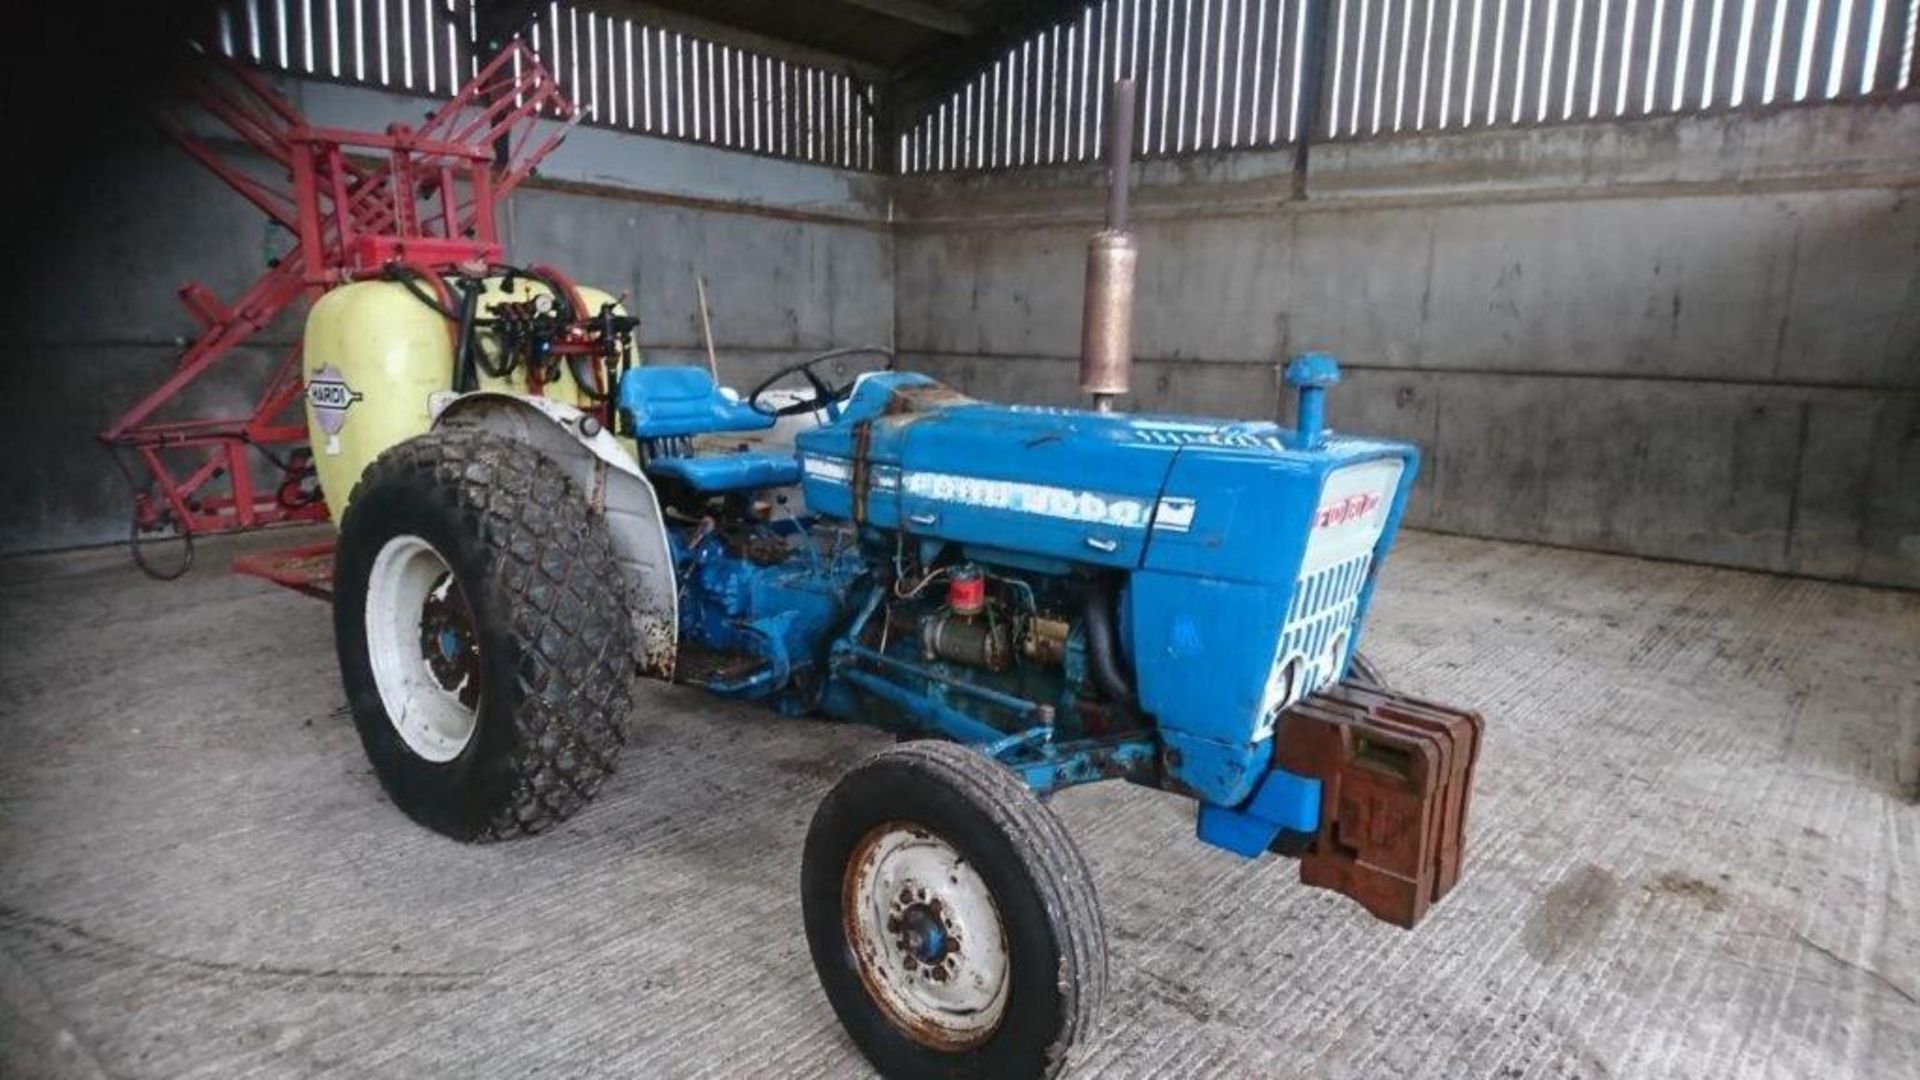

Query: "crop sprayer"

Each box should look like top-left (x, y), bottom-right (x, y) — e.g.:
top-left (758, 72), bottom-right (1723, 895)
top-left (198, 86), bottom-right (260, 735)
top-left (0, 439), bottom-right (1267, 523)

top-left (103, 42), bottom-right (1482, 1079)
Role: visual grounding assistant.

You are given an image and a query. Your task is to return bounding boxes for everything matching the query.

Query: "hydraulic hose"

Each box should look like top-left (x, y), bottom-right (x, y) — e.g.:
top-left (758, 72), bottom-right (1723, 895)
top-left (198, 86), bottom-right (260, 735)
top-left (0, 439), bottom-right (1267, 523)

top-left (1082, 575), bottom-right (1137, 709)
top-left (567, 353), bottom-right (611, 401)
top-left (106, 446), bottom-right (193, 580)
top-left (381, 262), bottom-right (459, 320)
top-left (451, 277), bottom-right (483, 393)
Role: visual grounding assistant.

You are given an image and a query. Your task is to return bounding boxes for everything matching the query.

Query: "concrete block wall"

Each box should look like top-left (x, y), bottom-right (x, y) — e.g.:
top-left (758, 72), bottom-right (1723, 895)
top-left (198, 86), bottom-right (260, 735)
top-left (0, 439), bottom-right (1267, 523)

top-left (0, 78), bottom-right (892, 555)
top-left (7, 69), bottom-right (1914, 591)
top-left (891, 101), bottom-right (1920, 589)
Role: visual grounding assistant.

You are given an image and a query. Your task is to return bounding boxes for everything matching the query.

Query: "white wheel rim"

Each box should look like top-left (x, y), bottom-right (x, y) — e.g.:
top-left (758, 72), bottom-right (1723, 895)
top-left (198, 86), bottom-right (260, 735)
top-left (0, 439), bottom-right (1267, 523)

top-left (365, 535), bottom-right (481, 763)
top-left (843, 823), bottom-right (1010, 1050)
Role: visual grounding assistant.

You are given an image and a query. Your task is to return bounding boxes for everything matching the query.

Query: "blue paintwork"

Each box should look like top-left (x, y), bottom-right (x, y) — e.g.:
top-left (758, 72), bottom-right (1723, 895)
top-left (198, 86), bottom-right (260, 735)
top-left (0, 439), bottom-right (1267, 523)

top-left (615, 356), bottom-right (1421, 858)
top-left (797, 374), bottom-right (1181, 568)
top-left (1284, 352), bottom-right (1340, 450)
top-left (647, 451), bottom-right (802, 492)
top-left (618, 365), bottom-right (775, 438)
top-left (619, 365), bottom-right (801, 492)
top-left (1194, 767), bottom-right (1324, 856)
top-left (1131, 435), bottom-right (1418, 805)
top-left (1284, 353), bottom-right (1343, 387)
top-left (909, 914), bottom-right (946, 962)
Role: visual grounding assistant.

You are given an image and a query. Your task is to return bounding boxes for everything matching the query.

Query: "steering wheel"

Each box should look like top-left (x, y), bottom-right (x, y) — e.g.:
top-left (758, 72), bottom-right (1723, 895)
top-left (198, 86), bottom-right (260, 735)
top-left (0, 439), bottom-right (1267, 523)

top-left (746, 346), bottom-right (896, 421)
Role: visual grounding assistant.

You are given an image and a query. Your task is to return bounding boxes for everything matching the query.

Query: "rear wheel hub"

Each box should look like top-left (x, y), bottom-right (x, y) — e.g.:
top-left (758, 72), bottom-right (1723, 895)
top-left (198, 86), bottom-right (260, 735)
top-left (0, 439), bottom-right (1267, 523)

top-left (365, 535), bottom-right (481, 763)
top-left (419, 574), bottom-right (479, 707)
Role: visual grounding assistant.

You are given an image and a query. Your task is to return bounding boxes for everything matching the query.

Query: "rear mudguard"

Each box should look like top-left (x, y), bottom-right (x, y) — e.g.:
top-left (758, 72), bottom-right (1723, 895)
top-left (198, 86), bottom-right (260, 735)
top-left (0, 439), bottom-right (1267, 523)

top-left (429, 391), bottom-right (679, 679)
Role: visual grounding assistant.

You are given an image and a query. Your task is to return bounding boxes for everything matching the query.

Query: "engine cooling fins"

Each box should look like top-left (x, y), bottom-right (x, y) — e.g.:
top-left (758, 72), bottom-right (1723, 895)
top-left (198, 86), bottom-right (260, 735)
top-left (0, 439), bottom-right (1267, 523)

top-left (1274, 684), bottom-right (1485, 929)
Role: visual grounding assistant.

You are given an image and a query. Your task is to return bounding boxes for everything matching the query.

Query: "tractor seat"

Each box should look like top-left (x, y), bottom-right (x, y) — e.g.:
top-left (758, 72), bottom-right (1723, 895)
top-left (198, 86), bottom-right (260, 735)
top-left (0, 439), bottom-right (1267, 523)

top-left (617, 365), bottom-right (777, 438)
top-left (616, 366), bottom-right (803, 493)
top-left (646, 450), bottom-right (802, 492)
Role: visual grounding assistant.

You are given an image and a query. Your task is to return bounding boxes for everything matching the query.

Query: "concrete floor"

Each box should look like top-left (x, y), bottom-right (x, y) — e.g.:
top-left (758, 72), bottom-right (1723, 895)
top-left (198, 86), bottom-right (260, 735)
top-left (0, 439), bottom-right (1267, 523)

top-left (0, 529), bottom-right (1915, 1079)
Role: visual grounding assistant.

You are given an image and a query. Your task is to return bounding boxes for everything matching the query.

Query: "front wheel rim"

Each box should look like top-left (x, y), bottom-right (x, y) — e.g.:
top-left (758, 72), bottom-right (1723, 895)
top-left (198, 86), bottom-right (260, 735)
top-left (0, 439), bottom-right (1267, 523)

top-left (842, 822), bottom-right (1011, 1051)
top-left (365, 534), bottom-right (481, 763)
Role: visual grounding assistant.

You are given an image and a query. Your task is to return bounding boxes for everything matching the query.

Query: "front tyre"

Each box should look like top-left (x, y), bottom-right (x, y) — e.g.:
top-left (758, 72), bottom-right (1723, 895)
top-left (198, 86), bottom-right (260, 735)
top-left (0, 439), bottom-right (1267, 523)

top-left (802, 742), bottom-right (1106, 1079)
top-left (333, 429), bottom-right (635, 841)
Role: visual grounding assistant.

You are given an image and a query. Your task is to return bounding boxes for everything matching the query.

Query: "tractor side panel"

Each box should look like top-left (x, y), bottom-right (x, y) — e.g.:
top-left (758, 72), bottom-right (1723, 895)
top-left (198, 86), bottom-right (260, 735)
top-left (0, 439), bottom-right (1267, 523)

top-left (1133, 446), bottom-right (1418, 806)
top-left (894, 407), bottom-right (1172, 569)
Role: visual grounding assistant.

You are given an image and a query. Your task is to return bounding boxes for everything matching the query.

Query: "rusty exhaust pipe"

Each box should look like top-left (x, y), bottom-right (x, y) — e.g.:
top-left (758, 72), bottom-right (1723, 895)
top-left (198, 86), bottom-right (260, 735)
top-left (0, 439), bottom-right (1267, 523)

top-left (1080, 78), bottom-right (1137, 413)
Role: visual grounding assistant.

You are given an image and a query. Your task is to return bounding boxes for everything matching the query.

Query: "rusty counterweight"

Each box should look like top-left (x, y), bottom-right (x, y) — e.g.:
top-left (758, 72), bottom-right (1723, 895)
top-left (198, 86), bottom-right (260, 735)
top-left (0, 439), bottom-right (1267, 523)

top-left (1275, 683), bottom-right (1485, 929)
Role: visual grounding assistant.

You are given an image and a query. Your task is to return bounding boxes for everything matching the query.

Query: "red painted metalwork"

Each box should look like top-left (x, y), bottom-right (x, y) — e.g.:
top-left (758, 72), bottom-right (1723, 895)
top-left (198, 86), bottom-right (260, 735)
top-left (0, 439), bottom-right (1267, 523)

top-left (230, 541), bottom-right (339, 601)
top-left (99, 42), bottom-right (579, 548)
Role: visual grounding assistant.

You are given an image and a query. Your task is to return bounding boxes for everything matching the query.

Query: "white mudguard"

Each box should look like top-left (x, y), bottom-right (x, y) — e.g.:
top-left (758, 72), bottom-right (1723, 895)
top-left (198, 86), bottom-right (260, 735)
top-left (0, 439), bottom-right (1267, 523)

top-left (428, 391), bottom-right (679, 680)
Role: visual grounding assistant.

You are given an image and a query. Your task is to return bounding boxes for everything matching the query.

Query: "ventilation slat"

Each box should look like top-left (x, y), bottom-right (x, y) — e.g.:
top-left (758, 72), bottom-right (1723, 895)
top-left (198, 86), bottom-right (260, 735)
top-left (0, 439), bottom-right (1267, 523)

top-left (1832, 0), bottom-right (1871, 94)
top-left (1504, 0), bottom-right (1536, 121)
top-left (1556, 0), bottom-right (1591, 119)
top-left (1395, 0), bottom-right (1419, 126)
top-left (1374, 0), bottom-right (1405, 134)
top-left (213, 0), bottom-right (1913, 177)
top-left (207, 0), bottom-right (879, 168)
top-left (1871, 0), bottom-right (1911, 91)
top-left (1643, 0), bottom-right (1682, 113)
top-left (1549, 0), bottom-right (1582, 118)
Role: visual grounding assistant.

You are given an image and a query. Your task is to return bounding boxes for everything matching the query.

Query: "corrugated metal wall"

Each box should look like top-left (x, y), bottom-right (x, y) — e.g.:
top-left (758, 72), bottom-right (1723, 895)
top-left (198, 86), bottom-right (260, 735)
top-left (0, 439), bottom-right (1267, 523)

top-left (900, 0), bottom-right (1919, 172)
top-left (205, 0), bottom-right (880, 170)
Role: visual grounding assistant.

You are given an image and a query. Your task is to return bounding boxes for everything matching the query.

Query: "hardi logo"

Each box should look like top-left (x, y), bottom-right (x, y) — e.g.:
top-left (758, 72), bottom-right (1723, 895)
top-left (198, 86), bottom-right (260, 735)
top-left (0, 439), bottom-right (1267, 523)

top-left (306, 364), bottom-right (363, 435)
top-left (1313, 491), bottom-right (1383, 530)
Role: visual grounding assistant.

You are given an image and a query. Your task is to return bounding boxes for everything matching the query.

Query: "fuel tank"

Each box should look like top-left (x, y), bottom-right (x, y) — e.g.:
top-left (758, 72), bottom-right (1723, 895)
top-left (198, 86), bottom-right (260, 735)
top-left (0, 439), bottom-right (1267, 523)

top-left (301, 277), bottom-right (629, 521)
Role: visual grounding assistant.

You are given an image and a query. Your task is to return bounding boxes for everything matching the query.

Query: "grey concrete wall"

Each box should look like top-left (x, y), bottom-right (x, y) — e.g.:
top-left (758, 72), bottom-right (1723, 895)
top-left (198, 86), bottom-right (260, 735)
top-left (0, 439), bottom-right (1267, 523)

top-left (9, 72), bottom-right (1915, 591)
top-left (892, 101), bottom-right (1920, 589)
top-left (1, 76), bottom-right (892, 555)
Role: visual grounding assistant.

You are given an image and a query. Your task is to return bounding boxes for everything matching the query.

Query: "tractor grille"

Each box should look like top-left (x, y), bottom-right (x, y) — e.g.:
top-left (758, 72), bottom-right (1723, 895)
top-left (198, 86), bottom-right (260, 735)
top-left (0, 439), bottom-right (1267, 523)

top-left (1280, 551), bottom-right (1375, 689)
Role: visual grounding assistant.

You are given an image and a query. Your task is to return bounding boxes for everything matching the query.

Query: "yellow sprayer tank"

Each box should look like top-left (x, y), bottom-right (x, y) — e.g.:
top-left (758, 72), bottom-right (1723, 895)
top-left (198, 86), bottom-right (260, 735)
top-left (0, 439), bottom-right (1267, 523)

top-left (302, 277), bottom-right (632, 523)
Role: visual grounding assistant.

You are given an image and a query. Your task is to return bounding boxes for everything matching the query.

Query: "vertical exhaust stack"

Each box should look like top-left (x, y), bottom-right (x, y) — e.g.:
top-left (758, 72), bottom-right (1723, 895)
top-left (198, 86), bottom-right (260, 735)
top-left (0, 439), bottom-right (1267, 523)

top-left (1080, 79), bottom-right (1138, 413)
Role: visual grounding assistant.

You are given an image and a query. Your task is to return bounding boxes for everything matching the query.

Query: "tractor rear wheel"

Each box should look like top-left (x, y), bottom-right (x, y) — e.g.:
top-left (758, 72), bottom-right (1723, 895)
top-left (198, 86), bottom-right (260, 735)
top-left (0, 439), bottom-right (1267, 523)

top-left (333, 429), bottom-right (635, 841)
top-left (802, 741), bottom-right (1106, 1078)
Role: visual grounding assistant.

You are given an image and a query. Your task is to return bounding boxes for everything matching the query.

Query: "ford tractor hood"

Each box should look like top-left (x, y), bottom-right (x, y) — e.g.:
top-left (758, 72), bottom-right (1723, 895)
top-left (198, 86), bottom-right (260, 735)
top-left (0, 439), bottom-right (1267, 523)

top-left (797, 374), bottom-right (1414, 577)
top-left (799, 375), bottom-right (1182, 568)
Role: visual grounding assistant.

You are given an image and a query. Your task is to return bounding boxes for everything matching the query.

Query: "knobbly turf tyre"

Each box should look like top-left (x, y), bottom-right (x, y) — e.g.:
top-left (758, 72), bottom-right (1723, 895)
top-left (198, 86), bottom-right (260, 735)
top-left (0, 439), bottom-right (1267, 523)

top-left (802, 741), bottom-right (1106, 1079)
top-left (333, 428), bottom-right (635, 842)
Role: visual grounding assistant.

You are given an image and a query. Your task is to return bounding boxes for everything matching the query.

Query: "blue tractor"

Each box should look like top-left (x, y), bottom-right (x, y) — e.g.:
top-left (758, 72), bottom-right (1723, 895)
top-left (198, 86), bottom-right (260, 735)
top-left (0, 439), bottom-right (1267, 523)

top-left (328, 80), bottom-right (1480, 1079)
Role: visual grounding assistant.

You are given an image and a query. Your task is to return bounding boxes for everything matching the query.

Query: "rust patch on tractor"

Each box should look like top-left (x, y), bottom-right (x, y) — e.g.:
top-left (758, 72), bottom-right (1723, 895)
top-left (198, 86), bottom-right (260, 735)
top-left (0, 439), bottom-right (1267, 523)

top-left (850, 421), bottom-right (874, 526)
top-left (884, 383), bottom-right (973, 415)
top-left (635, 613), bottom-right (676, 680)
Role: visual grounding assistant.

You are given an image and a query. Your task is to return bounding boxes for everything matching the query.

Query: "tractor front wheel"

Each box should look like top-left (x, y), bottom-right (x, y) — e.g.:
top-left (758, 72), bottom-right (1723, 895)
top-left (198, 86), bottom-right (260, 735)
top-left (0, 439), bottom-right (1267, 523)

top-left (333, 429), bottom-right (635, 841)
top-left (802, 741), bottom-right (1106, 1078)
